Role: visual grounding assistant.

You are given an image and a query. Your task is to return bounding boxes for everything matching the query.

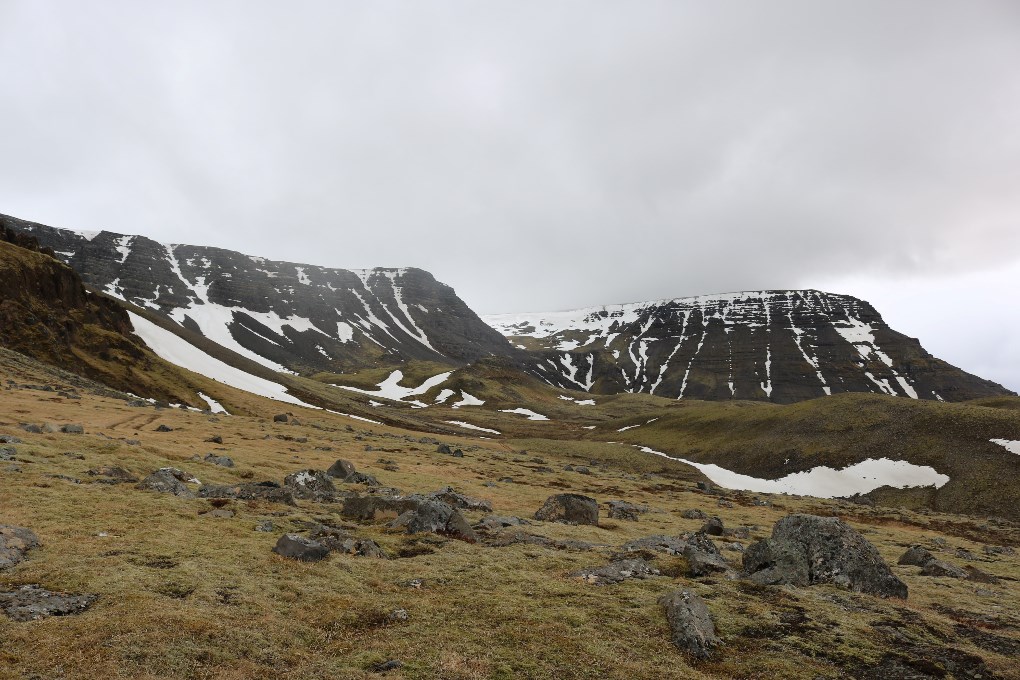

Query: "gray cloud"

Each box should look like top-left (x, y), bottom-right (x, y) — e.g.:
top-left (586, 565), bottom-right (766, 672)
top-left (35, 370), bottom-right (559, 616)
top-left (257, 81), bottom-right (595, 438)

top-left (1, 1), bottom-right (1018, 387)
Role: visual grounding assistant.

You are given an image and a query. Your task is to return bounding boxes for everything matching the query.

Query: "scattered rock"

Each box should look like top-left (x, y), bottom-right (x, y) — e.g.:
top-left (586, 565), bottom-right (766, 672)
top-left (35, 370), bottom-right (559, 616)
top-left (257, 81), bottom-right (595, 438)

top-left (963, 565), bottom-right (1000, 584)
top-left (389, 499), bottom-right (478, 543)
top-left (0, 447), bottom-right (15, 461)
top-left (272, 534), bottom-right (329, 562)
top-left (0, 435), bottom-right (22, 444)
top-left (388, 608), bottom-right (409, 623)
top-left (283, 470), bottom-right (337, 501)
top-left (0, 585), bottom-right (97, 621)
top-left (326, 459), bottom-right (357, 479)
top-left (898, 545), bottom-right (935, 567)
top-left (206, 508), bottom-right (234, 519)
top-left (684, 534), bottom-right (730, 577)
top-left (18, 423), bottom-right (42, 434)
top-left (0, 525), bottom-right (39, 569)
top-left (919, 559), bottom-right (967, 579)
top-left (137, 468), bottom-right (198, 498)
top-left (658, 589), bottom-right (722, 660)
top-left (255, 520), bottom-right (275, 532)
top-left (571, 558), bottom-right (661, 585)
top-left (436, 443), bottom-right (453, 454)
top-left (60, 424), bottom-right (84, 434)
top-left (681, 508), bottom-right (708, 520)
top-left (534, 494), bottom-right (599, 526)
top-left (743, 514), bottom-right (908, 598)
top-left (700, 517), bottom-right (725, 536)
top-left (273, 414), bottom-right (290, 423)
top-left (154, 424), bottom-right (173, 432)
top-left (607, 500), bottom-right (648, 521)
top-left (370, 660), bottom-right (403, 673)
top-left (206, 435), bottom-right (224, 444)
top-left (203, 453), bottom-right (235, 468)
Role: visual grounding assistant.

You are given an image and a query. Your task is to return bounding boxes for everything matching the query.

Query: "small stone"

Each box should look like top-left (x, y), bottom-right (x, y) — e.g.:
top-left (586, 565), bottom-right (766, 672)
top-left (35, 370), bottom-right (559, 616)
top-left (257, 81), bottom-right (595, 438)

top-left (0, 585), bottom-right (97, 621)
top-left (273, 414), bottom-right (289, 423)
top-left (255, 520), bottom-right (275, 532)
top-left (0, 435), bottom-right (22, 444)
top-left (60, 424), bottom-right (84, 434)
top-left (681, 509), bottom-right (708, 520)
top-left (154, 424), bottom-right (173, 432)
top-left (571, 558), bottom-right (661, 585)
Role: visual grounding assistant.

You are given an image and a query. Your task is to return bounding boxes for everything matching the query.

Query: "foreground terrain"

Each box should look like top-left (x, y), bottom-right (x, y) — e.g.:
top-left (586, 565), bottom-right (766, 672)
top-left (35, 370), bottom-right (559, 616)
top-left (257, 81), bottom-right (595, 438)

top-left (2, 353), bottom-right (1019, 679)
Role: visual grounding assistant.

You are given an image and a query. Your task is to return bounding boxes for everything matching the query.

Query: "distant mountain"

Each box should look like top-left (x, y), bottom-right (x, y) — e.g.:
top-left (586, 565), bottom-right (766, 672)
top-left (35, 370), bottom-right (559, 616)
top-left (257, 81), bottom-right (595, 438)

top-left (484, 291), bottom-right (1013, 403)
top-left (2, 214), bottom-right (514, 375)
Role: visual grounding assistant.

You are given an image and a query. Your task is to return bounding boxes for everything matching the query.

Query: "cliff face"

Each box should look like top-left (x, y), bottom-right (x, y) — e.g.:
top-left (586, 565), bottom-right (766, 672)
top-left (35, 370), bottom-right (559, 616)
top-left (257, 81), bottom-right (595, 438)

top-left (484, 290), bottom-right (1013, 403)
top-left (3, 215), bottom-right (514, 375)
top-left (0, 223), bottom-right (177, 397)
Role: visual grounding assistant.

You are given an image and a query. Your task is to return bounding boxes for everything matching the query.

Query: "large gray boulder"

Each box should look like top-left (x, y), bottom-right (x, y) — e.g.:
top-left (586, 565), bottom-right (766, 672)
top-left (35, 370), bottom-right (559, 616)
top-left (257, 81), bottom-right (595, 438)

top-left (199, 481), bottom-right (295, 505)
top-left (389, 498), bottom-right (478, 543)
top-left (684, 534), bottom-right (730, 577)
top-left (743, 514), bottom-right (907, 598)
top-left (534, 494), bottom-right (599, 525)
top-left (0, 525), bottom-right (39, 570)
top-left (283, 470), bottom-right (337, 501)
top-left (658, 589), bottom-right (722, 660)
top-left (326, 459), bottom-right (357, 479)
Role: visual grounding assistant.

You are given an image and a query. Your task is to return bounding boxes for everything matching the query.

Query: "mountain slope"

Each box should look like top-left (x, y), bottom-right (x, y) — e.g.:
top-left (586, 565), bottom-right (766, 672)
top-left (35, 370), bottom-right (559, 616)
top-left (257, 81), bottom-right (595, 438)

top-left (484, 290), bottom-right (1013, 404)
top-left (2, 213), bottom-right (514, 375)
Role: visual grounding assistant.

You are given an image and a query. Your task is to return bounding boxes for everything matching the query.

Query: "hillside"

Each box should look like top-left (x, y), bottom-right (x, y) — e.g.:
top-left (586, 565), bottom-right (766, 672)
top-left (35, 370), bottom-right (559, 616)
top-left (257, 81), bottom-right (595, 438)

top-left (484, 291), bottom-right (1013, 403)
top-left (2, 347), bottom-right (1019, 679)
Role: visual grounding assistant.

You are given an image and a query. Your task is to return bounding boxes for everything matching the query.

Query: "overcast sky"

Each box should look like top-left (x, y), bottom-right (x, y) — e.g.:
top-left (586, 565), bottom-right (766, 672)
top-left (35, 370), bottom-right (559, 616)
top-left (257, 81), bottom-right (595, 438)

top-left (1, 1), bottom-right (1018, 390)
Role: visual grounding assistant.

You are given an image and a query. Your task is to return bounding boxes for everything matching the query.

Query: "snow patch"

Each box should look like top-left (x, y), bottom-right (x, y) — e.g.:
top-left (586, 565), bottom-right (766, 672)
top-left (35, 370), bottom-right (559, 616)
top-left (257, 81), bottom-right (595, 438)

top-left (198, 392), bottom-right (228, 414)
top-left (445, 420), bottom-right (501, 435)
top-left (498, 408), bottom-right (549, 421)
top-left (636, 446), bottom-right (950, 497)
top-left (991, 439), bottom-right (1020, 455)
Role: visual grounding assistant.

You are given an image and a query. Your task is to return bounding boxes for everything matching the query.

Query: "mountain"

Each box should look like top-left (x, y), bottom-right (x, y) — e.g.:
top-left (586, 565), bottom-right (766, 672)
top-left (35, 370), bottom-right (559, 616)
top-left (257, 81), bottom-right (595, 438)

top-left (1, 214), bottom-right (514, 376)
top-left (483, 291), bottom-right (1013, 404)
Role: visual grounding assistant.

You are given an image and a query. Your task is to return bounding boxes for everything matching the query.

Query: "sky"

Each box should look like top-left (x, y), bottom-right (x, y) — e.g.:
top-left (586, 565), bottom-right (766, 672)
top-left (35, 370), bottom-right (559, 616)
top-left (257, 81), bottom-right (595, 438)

top-left (0, 1), bottom-right (1018, 390)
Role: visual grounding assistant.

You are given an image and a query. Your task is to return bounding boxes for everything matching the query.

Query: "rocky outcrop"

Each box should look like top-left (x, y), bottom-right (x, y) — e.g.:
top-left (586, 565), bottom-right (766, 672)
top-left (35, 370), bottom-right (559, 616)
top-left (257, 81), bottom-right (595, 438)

top-left (484, 291), bottom-right (1013, 403)
top-left (0, 585), bottom-right (97, 621)
top-left (272, 534), bottom-right (329, 562)
top-left (743, 515), bottom-right (908, 598)
top-left (571, 558), bottom-right (661, 585)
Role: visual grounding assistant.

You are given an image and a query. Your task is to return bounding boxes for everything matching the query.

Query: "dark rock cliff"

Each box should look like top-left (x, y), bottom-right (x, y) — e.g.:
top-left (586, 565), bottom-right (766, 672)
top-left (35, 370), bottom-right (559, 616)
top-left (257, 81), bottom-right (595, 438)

top-left (485, 291), bottom-right (1013, 403)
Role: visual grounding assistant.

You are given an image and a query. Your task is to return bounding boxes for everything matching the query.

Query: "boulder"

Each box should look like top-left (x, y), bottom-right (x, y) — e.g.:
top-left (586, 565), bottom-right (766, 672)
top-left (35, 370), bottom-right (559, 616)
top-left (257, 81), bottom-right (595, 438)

top-left (60, 424), bottom-right (84, 434)
top-left (272, 534), bottom-right (329, 562)
top-left (898, 545), bottom-right (935, 566)
top-left (742, 514), bottom-right (907, 598)
top-left (700, 517), bottom-right (725, 536)
top-left (436, 443), bottom-right (453, 454)
top-left (0, 435), bottom-right (22, 444)
top-left (154, 424), bottom-right (173, 432)
top-left (0, 446), bottom-right (15, 461)
top-left (283, 470), bottom-right (336, 501)
top-left (273, 414), bottom-right (290, 423)
top-left (919, 559), bottom-right (967, 579)
top-left (681, 508), bottom-right (708, 520)
top-left (0, 585), bottom-right (97, 621)
top-left (137, 468), bottom-right (198, 498)
top-left (571, 558), bottom-right (661, 585)
top-left (607, 500), bottom-right (649, 521)
top-left (389, 499), bottom-right (478, 543)
top-left (326, 459), bottom-right (357, 479)
top-left (534, 494), bottom-right (599, 525)
top-left (684, 534), bottom-right (730, 577)
top-left (18, 423), bottom-right (42, 434)
top-left (341, 495), bottom-right (419, 521)
top-left (658, 589), bottom-right (722, 660)
top-left (0, 525), bottom-right (40, 570)
top-left (206, 435), bottom-right (224, 444)
top-left (964, 565), bottom-right (1000, 584)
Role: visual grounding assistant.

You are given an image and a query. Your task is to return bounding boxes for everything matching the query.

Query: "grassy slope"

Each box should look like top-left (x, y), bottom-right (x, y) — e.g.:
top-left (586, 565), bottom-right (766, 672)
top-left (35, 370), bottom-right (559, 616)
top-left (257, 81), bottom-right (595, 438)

top-left (2, 356), bottom-right (1020, 679)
